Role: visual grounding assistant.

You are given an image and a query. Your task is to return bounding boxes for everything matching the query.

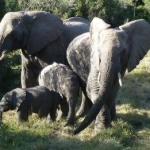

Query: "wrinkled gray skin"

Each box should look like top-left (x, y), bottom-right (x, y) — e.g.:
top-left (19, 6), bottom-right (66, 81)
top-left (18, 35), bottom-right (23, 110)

top-left (0, 86), bottom-right (62, 123)
top-left (38, 62), bottom-right (80, 126)
top-left (67, 18), bottom-right (150, 134)
top-left (67, 33), bottom-right (93, 118)
top-left (0, 11), bottom-right (90, 88)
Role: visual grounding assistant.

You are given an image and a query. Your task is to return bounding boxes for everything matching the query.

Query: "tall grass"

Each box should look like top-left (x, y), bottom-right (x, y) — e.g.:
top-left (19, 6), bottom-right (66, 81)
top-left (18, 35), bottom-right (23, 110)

top-left (0, 52), bottom-right (150, 150)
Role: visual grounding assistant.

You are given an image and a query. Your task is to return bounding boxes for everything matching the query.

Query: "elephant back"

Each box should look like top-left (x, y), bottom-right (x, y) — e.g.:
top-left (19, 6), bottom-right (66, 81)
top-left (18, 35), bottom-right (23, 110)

top-left (67, 32), bottom-right (91, 83)
top-left (62, 17), bottom-right (90, 45)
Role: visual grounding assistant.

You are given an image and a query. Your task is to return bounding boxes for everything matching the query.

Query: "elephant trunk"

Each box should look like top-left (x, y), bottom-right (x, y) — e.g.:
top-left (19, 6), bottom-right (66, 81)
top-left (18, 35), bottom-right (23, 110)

top-left (74, 54), bottom-right (119, 134)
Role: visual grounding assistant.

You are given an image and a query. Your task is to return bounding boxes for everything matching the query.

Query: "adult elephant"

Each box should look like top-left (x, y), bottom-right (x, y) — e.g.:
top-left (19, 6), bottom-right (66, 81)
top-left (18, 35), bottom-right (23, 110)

top-left (67, 17), bottom-right (150, 134)
top-left (0, 11), bottom-right (90, 88)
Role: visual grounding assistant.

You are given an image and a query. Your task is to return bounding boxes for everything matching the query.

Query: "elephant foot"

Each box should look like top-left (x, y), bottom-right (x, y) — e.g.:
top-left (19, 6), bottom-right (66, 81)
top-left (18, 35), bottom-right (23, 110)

top-left (64, 116), bottom-right (75, 127)
top-left (64, 121), bottom-right (74, 127)
top-left (94, 106), bottom-right (112, 133)
top-left (94, 118), bottom-right (112, 133)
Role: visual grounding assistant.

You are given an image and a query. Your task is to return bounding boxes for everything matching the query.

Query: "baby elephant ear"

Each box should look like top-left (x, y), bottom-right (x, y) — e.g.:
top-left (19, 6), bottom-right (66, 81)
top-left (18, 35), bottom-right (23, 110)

top-left (12, 88), bottom-right (26, 111)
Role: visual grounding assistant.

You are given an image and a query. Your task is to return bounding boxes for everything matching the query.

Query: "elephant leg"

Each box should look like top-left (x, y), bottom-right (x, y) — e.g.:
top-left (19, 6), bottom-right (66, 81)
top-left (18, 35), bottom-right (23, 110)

top-left (50, 109), bottom-right (56, 121)
top-left (17, 100), bottom-right (30, 123)
top-left (94, 104), bottom-right (111, 133)
top-left (39, 112), bottom-right (48, 118)
top-left (17, 110), bottom-right (29, 123)
top-left (64, 91), bottom-right (79, 126)
top-left (49, 101), bottom-right (59, 121)
top-left (106, 82), bottom-right (120, 122)
top-left (110, 102), bottom-right (117, 121)
top-left (21, 65), bottom-right (38, 88)
top-left (59, 97), bottom-right (69, 118)
top-left (65, 97), bottom-right (76, 126)
top-left (76, 92), bottom-right (93, 117)
top-left (21, 54), bottom-right (39, 88)
top-left (94, 82), bottom-right (120, 132)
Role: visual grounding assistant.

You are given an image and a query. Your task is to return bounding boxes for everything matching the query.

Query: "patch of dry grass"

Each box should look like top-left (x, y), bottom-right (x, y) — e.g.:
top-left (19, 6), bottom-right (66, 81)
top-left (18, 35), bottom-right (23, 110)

top-left (1, 52), bottom-right (150, 150)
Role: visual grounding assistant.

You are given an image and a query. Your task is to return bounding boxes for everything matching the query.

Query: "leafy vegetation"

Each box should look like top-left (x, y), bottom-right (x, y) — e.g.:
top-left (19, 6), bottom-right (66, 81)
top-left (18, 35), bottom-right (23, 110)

top-left (0, 51), bottom-right (21, 98)
top-left (1, 0), bottom-right (150, 24)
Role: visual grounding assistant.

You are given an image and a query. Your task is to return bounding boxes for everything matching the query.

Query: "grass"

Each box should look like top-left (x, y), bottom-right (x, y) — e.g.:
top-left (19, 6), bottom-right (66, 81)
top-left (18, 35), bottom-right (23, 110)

top-left (1, 51), bottom-right (150, 150)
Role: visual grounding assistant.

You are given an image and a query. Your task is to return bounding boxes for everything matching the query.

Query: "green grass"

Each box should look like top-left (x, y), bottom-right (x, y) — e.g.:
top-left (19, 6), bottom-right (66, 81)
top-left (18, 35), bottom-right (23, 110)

top-left (1, 51), bottom-right (150, 150)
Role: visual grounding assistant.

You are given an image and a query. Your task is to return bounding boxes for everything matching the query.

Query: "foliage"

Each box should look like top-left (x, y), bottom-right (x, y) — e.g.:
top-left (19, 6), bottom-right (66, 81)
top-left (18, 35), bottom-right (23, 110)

top-left (0, 51), bottom-right (21, 99)
top-left (1, 0), bottom-right (150, 25)
top-left (18, 0), bottom-right (78, 19)
top-left (0, 0), bottom-right (5, 20)
top-left (5, 0), bottom-right (20, 12)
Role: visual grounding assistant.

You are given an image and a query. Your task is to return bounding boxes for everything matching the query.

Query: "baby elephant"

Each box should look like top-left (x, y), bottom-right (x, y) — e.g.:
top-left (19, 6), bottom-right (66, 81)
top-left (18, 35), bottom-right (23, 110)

top-left (38, 62), bottom-right (80, 126)
top-left (0, 86), bottom-right (61, 123)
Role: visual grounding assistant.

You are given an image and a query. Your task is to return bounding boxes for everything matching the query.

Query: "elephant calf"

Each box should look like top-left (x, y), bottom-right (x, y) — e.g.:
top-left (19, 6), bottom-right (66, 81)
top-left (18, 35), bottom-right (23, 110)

top-left (38, 62), bottom-right (80, 126)
top-left (0, 86), bottom-right (61, 123)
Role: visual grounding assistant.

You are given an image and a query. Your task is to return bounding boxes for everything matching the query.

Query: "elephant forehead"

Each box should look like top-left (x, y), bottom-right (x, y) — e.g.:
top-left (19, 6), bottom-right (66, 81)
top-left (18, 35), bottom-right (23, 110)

top-left (2, 12), bottom-right (24, 29)
top-left (3, 11), bottom-right (24, 20)
top-left (0, 17), bottom-right (22, 36)
top-left (100, 29), bottom-right (120, 39)
top-left (99, 29), bottom-right (126, 45)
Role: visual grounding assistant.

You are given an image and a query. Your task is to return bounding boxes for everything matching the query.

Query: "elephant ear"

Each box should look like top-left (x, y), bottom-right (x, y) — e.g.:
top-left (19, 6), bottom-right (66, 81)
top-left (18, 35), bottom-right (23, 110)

top-left (119, 19), bottom-right (150, 72)
top-left (12, 88), bottom-right (26, 111)
top-left (26, 11), bottom-right (63, 54)
top-left (90, 17), bottom-right (111, 50)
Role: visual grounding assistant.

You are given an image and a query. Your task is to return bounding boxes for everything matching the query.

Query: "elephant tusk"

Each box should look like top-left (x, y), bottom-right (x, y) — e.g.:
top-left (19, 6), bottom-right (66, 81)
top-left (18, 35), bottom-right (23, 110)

top-left (118, 72), bottom-right (122, 87)
top-left (0, 53), bottom-right (6, 61)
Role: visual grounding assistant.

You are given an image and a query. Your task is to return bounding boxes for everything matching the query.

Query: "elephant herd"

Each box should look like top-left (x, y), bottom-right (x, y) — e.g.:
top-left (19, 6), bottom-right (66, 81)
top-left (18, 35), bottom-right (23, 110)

top-left (0, 11), bottom-right (150, 135)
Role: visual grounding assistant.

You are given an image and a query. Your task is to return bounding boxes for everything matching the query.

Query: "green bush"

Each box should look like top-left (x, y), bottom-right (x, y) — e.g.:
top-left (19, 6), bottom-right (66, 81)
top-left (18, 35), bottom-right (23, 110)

top-left (0, 51), bottom-right (21, 99)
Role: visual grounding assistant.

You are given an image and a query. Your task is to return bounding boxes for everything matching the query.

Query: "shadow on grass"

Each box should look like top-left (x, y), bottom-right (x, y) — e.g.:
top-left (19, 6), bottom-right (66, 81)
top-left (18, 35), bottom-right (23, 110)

top-left (0, 121), bottom-right (50, 150)
top-left (117, 70), bottom-right (150, 109)
top-left (0, 120), bottom-right (126, 150)
top-left (118, 110), bottom-right (150, 130)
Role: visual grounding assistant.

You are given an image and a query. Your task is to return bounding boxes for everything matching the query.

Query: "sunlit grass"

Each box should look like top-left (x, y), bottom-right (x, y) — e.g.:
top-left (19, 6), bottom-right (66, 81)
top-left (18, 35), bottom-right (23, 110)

top-left (1, 51), bottom-right (150, 149)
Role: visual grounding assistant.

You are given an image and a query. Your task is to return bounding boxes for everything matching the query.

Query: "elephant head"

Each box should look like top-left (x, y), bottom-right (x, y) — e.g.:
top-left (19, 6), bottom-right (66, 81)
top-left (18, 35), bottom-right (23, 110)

top-left (0, 88), bottom-right (26, 120)
top-left (0, 11), bottom-right (63, 60)
top-left (74, 17), bottom-right (150, 134)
